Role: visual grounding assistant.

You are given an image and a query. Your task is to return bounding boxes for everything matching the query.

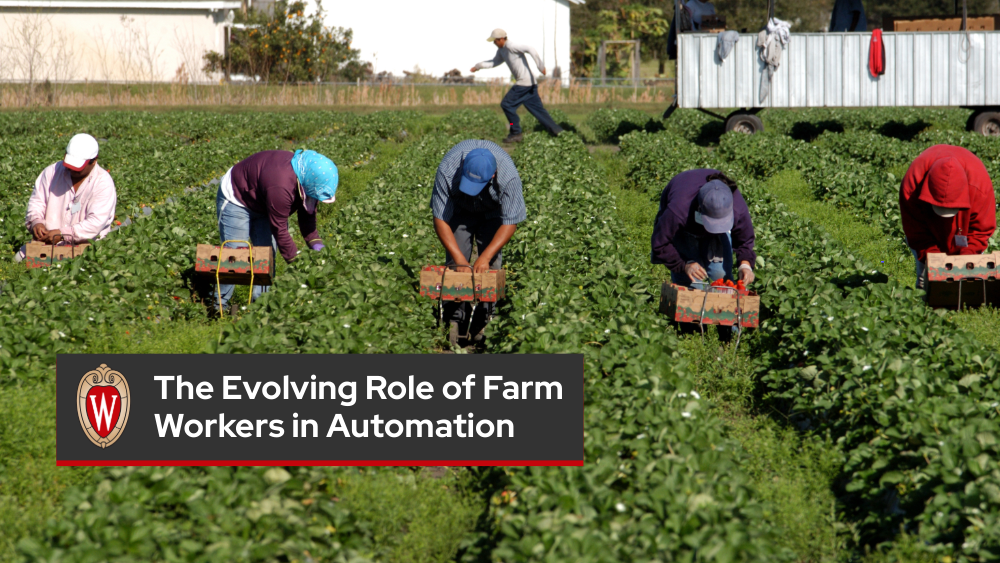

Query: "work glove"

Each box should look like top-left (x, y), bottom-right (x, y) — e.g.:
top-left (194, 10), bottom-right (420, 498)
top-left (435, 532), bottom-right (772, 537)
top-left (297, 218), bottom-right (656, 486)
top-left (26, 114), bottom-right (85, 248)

top-left (684, 261), bottom-right (707, 282)
top-left (737, 263), bottom-right (755, 284)
top-left (309, 242), bottom-right (325, 251)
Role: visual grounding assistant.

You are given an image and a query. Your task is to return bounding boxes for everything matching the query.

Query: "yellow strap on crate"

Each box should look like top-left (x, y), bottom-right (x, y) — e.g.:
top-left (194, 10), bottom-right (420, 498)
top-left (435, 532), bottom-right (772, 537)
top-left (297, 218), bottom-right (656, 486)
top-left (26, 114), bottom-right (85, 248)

top-left (216, 240), bottom-right (254, 318)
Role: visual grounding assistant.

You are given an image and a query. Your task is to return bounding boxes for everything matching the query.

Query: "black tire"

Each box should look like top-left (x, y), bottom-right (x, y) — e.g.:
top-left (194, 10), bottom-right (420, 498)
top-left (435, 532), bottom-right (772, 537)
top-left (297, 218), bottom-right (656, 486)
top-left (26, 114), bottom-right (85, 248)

top-left (724, 112), bottom-right (764, 135)
top-left (972, 111), bottom-right (1000, 137)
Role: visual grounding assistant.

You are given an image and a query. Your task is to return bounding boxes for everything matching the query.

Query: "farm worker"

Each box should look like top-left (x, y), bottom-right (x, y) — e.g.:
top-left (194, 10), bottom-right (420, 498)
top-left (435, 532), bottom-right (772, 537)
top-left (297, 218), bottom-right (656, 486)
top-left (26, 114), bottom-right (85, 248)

top-left (214, 149), bottom-right (336, 314)
top-left (651, 169), bottom-right (757, 287)
top-left (829, 0), bottom-right (867, 32)
top-left (899, 144), bottom-right (996, 289)
top-left (685, 0), bottom-right (716, 30)
top-left (431, 139), bottom-right (526, 344)
top-left (470, 29), bottom-right (563, 143)
top-left (16, 133), bottom-right (117, 261)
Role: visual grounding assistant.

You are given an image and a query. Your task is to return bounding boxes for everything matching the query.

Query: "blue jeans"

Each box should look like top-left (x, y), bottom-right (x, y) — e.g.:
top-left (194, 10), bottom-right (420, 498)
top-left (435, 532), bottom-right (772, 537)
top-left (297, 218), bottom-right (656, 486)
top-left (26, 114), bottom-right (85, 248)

top-left (670, 230), bottom-right (734, 287)
top-left (501, 85), bottom-right (562, 135)
top-left (213, 188), bottom-right (277, 310)
top-left (911, 247), bottom-right (926, 289)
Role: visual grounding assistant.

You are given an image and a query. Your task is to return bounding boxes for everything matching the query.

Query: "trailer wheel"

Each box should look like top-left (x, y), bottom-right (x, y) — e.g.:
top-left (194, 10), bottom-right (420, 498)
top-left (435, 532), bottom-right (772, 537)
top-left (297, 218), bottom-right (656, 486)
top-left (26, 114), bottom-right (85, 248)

top-left (724, 112), bottom-right (764, 135)
top-left (973, 111), bottom-right (1000, 137)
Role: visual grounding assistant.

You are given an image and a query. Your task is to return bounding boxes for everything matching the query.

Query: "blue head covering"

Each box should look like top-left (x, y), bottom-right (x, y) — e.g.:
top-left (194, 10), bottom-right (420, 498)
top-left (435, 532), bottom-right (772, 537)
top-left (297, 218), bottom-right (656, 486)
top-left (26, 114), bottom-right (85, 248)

top-left (291, 149), bottom-right (339, 202)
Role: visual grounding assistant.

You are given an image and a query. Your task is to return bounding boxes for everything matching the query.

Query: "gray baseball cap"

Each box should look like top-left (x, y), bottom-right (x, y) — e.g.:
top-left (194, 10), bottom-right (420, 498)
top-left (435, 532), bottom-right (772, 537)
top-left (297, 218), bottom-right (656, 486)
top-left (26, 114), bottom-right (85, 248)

top-left (695, 180), bottom-right (734, 234)
top-left (487, 28), bottom-right (507, 41)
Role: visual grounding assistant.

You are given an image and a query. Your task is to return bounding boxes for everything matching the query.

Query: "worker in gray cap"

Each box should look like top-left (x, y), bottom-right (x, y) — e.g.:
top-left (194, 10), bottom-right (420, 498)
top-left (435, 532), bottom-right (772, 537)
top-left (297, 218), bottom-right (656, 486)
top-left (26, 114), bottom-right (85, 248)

top-left (651, 169), bottom-right (757, 288)
top-left (470, 28), bottom-right (563, 143)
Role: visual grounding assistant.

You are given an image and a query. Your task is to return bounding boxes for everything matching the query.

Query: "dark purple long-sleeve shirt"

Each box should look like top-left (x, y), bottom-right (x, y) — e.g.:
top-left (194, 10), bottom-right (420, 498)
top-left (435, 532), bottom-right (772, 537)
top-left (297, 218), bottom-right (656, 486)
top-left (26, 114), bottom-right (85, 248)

top-left (230, 150), bottom-right (321, 262)
top-left (651, 169), bottom-right (757, 273)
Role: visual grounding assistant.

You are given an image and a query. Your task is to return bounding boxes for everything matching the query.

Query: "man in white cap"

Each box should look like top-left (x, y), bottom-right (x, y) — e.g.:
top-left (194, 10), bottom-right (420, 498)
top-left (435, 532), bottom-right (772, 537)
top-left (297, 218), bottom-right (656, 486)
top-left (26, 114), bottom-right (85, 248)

top-left (470, 29), bottom-right (563, 143)
top-left (16, 133), bottom-right (117, 261)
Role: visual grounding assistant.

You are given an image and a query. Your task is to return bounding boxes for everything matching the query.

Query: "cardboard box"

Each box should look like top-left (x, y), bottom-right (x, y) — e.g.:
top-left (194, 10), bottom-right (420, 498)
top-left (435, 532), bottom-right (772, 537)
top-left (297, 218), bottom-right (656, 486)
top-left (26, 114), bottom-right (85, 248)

top-left (925, 252), bottom-right (1000, 308)
top-left (419, 265), bottom-right (506, 303)
top-left (24, 242), bottom-right (90, 269)
top-left (194, 244), bottom-right (274, 285)
top-left (52, 243), bottom-right (89, 263)
top-left (659, 282), bottom-right (760, 328)
top-left (884, 15), bottom-right (998, 32)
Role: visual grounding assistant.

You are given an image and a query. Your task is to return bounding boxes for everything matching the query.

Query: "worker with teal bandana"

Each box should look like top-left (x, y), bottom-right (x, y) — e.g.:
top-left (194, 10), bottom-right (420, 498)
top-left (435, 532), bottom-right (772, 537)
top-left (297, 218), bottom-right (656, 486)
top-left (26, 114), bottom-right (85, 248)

top-left (213, 149), bottom-right (337, 315)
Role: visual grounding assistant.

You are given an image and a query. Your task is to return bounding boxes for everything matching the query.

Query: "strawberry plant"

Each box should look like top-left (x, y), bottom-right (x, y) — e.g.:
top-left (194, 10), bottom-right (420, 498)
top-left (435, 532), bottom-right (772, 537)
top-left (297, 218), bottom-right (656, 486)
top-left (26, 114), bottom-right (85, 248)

top-left (585, 107), bottom-right (660, 144)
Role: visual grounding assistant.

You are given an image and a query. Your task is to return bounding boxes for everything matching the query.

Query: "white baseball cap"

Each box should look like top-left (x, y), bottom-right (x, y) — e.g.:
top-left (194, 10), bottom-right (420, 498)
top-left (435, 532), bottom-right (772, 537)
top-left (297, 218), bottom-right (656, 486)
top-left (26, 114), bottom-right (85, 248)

top-left (487, 28), bottom-right (507, 42)
top-left (64, 133), bottom-right (99, 171)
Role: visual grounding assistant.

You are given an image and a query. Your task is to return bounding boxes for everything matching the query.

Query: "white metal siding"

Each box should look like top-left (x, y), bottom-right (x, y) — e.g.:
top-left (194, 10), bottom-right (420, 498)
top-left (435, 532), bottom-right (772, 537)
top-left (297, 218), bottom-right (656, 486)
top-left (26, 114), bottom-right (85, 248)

top-left (677, 31), bottom-right (1000, 109)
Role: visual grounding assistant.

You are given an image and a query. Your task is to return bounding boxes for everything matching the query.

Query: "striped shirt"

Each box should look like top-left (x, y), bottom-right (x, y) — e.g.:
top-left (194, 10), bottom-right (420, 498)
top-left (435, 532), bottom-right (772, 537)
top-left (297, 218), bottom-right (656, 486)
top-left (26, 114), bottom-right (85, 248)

top-left (431, 140), bottom-right (527, 225)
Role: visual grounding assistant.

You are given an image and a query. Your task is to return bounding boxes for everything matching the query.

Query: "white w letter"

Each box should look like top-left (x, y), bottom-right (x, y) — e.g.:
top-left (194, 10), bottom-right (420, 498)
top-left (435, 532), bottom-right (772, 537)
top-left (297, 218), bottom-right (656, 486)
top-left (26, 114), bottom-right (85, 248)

top-left (90, 393), bottom-right (117, 432)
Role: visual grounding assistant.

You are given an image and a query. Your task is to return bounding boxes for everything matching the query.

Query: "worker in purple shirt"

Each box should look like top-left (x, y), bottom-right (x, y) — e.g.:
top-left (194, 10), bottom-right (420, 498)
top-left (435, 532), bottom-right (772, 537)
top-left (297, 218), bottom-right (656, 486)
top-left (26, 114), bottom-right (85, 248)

top-left (651, 169), bottom-right (756, 288)
top-left (213, 149), bottom-right (337, 315)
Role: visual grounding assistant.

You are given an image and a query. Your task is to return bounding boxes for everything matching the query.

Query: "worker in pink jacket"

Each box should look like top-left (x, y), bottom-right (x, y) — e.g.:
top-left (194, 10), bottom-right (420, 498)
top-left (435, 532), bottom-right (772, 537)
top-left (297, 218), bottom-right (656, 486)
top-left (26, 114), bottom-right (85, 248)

top-left (16, 133), bottom-right (117, 261)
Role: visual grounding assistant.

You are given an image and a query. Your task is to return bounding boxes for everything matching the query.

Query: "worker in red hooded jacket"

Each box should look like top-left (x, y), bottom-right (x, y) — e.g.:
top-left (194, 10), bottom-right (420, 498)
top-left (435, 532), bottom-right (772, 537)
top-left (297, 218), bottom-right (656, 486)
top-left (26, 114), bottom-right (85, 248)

top-left (899, 144), bottom-right (997, 289)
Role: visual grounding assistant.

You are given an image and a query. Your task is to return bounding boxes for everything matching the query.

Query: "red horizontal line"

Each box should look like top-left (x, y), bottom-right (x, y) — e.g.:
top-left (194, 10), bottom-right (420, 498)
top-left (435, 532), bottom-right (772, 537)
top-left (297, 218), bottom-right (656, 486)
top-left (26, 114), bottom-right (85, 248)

top-left (57, 460), bottom-right (584, 467)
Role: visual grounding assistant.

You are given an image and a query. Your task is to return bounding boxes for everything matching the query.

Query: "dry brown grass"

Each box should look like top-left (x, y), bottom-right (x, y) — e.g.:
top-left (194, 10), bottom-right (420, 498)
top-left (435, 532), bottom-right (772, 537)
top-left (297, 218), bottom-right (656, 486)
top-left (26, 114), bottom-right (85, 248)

top-left (0, 79), bottom-right (673, 108)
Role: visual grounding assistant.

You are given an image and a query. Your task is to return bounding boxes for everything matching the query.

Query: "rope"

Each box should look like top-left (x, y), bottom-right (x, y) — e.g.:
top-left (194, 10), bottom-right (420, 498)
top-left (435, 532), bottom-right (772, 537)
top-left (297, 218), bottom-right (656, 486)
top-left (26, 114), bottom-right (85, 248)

top-left (959, 0), bottom-right (972, 64)
top-left (216, 240), bottom-right (254, 318)
top-left (465, 268), bottom-right (479, 341)
top-left (734, 290), bottom-right (743, 352)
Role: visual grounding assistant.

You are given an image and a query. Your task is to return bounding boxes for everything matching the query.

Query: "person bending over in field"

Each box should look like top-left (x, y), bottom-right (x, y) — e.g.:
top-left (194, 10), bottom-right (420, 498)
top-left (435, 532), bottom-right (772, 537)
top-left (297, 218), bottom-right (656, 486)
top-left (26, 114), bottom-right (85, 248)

top-left (431, 140), bottom-right (526, 346)
top-left (213, 149), bottom-right (337, 315)
top-left (16, 133), bottom-right (117, 261)
top-left (900, 144), bottom-right (996, 290)
top-left (651, 169), bottom-right (757, 288)
top-left (470, 28), bottom-right (563, 143)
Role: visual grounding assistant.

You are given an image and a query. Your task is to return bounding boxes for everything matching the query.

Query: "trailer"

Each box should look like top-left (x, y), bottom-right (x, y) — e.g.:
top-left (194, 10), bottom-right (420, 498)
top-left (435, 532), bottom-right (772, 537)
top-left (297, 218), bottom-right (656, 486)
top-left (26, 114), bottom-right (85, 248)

top-left (667, 25), bottom-right (1000, 135)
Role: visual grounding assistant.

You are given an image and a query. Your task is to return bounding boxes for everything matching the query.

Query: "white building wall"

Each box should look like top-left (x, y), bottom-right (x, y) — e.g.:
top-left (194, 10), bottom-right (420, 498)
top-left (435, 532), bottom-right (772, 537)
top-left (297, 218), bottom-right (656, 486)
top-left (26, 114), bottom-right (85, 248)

top-left (308, 0), bottom-right (574, 83)
top-left (0, 7), bottom-right (231, 82)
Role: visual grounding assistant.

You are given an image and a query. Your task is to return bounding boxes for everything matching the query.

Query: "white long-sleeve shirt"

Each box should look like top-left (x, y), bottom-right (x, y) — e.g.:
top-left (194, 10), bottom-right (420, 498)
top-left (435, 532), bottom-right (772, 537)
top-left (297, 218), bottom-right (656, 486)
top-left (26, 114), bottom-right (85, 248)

top-left (474, 42), bottom-right (544, 87)
top-left (25, 162), bottom-right (117, 243)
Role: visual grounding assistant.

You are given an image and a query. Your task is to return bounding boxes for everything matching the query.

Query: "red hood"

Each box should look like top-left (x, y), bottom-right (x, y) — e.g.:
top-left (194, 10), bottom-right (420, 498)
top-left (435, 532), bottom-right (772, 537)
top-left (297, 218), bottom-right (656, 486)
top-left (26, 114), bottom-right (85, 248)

top-left (918, 156), bottom-right (971, 209)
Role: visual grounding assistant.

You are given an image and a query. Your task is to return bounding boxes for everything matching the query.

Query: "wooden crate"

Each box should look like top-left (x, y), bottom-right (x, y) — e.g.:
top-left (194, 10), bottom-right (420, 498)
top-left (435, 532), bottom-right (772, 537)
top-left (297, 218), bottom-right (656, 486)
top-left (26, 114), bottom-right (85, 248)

top-left (24, 241), bottom-right (90, 269)
top-left (885, 14), bottom-right (998, 32)
top-left (659, 282), bottom-right (760, 328)
top-left (925, 252), bottom-right (1000, 308)
top-left (419, 266), bottom-right (506, 303)
top-left (194, 244), bottom-right (274, 285)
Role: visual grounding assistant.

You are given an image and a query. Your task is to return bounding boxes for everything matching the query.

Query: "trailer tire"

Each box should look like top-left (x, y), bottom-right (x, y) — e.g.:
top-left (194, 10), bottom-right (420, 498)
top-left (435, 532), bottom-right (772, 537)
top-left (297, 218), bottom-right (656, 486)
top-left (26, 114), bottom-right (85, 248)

top-left (724, 112), bottom-right (764, 135)
top-left (973, 111), bottom-right (1000, 137)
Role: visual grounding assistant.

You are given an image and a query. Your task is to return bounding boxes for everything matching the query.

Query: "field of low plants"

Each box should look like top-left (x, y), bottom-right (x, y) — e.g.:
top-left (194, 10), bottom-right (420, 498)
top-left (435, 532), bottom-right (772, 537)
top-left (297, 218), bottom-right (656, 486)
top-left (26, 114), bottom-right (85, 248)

top-left (1, 104), bottom-right (999, 562)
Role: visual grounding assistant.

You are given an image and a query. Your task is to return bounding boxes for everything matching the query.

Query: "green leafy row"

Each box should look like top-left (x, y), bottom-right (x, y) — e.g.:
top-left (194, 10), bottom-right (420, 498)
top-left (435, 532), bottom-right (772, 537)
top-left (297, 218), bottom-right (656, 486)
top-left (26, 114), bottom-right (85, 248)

top-left (482, 133), bottom-right (789, 562)
top-left (711, 131), bottom-right (1000, 560)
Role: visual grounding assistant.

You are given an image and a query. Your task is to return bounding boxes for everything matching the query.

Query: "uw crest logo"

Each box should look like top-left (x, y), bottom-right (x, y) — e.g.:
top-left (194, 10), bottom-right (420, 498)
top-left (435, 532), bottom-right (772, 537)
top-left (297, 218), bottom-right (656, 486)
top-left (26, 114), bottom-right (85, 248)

top-left (77, 364), bottom-right (131, 448)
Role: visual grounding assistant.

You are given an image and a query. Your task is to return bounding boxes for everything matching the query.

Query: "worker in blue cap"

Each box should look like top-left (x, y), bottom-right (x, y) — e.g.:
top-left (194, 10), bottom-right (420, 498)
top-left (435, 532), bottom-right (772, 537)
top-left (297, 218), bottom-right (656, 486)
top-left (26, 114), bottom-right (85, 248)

top-left (430, 140), bottom-right (527, 345)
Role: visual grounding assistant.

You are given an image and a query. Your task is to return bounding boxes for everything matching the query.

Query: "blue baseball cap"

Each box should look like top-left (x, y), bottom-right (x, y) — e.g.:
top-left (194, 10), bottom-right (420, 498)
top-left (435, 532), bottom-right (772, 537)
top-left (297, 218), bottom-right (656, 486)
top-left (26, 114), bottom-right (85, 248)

top-left (695, 180), bottom-right (734, 234)
top-left (458, 148), bottom-right (497, 196)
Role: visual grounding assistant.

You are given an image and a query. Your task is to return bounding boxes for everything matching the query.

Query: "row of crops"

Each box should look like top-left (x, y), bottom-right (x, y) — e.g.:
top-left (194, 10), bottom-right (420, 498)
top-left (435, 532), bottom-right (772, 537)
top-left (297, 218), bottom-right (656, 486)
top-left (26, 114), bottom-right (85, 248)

top-left (618, 111), bottom-right (1000, 559)
top-left (2, 106), bottom-right (1000, 561)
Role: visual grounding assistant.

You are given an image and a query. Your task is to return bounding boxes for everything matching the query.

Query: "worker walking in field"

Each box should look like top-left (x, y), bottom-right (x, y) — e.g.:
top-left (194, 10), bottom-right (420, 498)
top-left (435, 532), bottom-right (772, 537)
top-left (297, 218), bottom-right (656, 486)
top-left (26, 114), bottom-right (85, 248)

top-left (431, 139), bottom-right (526, 345)
top-left (651, 169), bottom-right (757, 287)
top-left (213, 149), bottom-right (337, 315)
top-left (470, 28), bottom-right (563, 143)
top-left (899, 144), bottom-right (996, 290)
top-left (16, 133), bottom-right (117, 261)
